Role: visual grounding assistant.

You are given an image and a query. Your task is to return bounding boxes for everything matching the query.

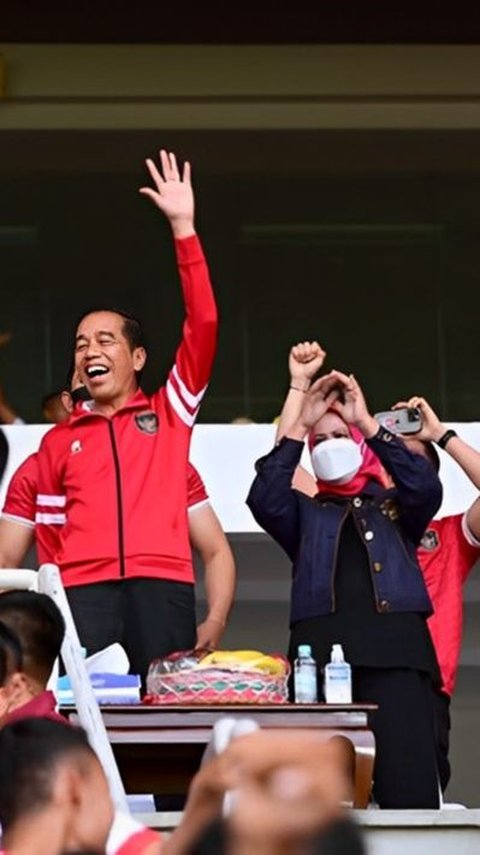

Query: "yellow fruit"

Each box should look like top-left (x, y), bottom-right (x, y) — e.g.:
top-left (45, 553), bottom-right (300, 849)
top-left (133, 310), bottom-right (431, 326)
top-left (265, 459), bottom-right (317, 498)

top-left (196, 650), bottom-right (286, 676)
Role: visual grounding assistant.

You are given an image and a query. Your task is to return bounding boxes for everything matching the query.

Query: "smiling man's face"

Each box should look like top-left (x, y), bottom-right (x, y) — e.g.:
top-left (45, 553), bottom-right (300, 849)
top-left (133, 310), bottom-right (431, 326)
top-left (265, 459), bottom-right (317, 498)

top-left (74, 311), bottom-right (146, 409)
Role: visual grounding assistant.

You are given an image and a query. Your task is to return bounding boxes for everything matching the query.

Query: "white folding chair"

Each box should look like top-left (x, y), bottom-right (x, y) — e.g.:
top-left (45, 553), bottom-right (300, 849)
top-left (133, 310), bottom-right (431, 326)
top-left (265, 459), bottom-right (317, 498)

top-left (0, 564), bottom-right (128, 812)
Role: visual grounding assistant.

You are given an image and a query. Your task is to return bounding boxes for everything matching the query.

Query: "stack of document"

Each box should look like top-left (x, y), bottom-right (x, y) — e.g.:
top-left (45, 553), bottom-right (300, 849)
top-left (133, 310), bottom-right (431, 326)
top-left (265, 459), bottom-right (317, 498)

top-left (58, 672), bottom-right (141, 705)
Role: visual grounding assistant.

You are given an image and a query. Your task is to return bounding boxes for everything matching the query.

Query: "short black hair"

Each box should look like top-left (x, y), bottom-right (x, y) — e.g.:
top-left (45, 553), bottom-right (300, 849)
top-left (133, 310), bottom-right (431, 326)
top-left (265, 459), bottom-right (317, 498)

top-left (0, 620), bottom-right (22, 686)
top-left (0, 592), bottom-right (65, 685)
top-left (75, 307), bottom-right (146, 352)
top-left (0, 718), bottom-right (94, 830)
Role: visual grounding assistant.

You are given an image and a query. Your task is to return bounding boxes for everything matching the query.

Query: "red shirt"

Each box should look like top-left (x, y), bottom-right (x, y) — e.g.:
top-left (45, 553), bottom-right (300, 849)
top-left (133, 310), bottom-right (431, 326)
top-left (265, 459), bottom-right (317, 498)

top-left (2, 454), bottom-right (209, 562)
top-left (4, 690), bottom-right (67, 726)
top-left (108, 812), bottom-right (163, 855)
top-left (418, 514), bottom-right (480, 696)
top-left (115, 827), bottom-right (162, 854)
top-left (29, 235), bottom-right (216, 588)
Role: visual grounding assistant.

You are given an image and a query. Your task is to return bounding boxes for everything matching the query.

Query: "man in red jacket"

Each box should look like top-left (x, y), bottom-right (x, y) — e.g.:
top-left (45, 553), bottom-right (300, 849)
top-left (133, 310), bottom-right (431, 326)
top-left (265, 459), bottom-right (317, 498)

top-left (33, 150), bottom-right (218, 678)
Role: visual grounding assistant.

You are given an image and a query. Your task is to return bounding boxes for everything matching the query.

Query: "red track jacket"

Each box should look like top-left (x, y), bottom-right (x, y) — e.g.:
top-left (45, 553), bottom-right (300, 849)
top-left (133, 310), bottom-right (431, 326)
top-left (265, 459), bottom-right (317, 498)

top-left (32, 234), bottom-right (217, 588)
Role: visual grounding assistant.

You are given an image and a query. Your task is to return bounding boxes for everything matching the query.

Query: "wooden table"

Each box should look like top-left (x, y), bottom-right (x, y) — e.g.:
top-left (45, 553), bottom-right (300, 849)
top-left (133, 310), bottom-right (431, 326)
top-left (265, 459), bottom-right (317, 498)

top-left (68, 703), bottom-right (376, 809)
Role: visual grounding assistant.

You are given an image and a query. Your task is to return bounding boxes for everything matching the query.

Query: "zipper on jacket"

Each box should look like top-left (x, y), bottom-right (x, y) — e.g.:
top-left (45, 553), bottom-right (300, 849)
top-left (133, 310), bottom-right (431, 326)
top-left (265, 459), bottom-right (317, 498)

top-left (330, 505), bottom-right (350, 612)
top-left (107, 421), bottom-right (126, 578)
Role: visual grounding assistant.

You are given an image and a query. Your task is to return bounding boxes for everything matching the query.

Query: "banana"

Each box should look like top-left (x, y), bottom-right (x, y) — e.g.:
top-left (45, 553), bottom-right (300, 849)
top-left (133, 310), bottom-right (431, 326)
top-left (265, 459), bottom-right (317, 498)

top-left (195, 650), bottom-right (287, 676)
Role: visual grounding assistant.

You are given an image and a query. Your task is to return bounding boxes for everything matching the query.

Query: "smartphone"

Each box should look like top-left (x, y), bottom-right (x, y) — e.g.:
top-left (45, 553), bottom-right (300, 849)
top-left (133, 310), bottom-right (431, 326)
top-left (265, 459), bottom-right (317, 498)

top-left (374, 406), bottom-right (423, 435)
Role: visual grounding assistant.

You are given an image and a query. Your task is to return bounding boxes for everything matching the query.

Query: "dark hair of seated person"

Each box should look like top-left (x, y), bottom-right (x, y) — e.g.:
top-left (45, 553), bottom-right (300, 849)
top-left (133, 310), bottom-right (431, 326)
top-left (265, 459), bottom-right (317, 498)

top-left (187, 816), bottom-right (365, 855)
top-left (0, 718), bottom-right (94, 831)
top-left (0, 620), bottom-right (22, 686)
top-left (0, 591), bottom-right (65, 686)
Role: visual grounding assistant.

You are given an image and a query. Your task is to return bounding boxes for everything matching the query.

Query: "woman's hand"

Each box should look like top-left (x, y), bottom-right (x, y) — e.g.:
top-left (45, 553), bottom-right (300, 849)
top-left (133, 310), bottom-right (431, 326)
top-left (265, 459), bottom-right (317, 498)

top-left (328, 370), bottom-right (379, 438)
top-left (288, 341), bottom-right (326, 392)
top-left (292, 375), bottom-right (341, 434)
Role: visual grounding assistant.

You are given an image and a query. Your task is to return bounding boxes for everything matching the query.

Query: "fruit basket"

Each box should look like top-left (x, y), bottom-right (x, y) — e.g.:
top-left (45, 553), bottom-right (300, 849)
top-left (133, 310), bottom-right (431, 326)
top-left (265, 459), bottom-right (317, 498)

top-left (144, 649), bottom-right (290, 705)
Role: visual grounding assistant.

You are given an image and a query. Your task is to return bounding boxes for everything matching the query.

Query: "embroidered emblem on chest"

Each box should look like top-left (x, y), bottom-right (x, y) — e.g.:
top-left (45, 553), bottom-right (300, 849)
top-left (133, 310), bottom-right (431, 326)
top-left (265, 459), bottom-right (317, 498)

top-left (70, 440), bottom-right (83, 454)
top-left (420, 529), bottom-right (440, 551)
top-left (134, 411), bottom-right (159, 435)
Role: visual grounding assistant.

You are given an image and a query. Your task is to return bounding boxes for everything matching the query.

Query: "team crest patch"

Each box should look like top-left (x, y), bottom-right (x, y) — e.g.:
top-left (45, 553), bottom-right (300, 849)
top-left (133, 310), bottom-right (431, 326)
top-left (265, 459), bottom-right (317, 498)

top-left (134, 411), bottom-right (159, 435)
top-left (420, 529), bottom-right (439, 551)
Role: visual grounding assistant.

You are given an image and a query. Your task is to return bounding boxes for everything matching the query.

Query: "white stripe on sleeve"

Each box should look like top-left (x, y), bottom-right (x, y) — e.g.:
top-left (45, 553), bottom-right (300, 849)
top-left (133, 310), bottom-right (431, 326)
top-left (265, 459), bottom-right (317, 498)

top-left (172, 364), bottom-right (207, 409)
top-left (166, 379), bottom-right (199, 427)
top-left (188, 499), bottom-right (211, 514)
top-left (35, 512), bottom-right (67, 525)
top-left (461, 512), bottom-right (480, 548)
top-left (36, 494), bottom-right (67, 508)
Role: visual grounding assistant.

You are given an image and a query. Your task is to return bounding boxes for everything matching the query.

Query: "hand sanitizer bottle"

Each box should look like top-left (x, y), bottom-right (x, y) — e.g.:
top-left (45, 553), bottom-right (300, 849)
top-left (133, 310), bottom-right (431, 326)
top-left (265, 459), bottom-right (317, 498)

top-left (324, 644), bottom-right (352, 703)
top-left (294, 644), bottom-right (318, 704)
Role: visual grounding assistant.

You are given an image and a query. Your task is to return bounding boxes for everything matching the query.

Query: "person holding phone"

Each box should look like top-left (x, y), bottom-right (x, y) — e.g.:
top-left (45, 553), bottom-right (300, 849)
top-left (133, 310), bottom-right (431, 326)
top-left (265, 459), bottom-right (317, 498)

top-left (247, 369), bottom-right (443, 809)
top-left (390, 395), bottom-right (480, 792)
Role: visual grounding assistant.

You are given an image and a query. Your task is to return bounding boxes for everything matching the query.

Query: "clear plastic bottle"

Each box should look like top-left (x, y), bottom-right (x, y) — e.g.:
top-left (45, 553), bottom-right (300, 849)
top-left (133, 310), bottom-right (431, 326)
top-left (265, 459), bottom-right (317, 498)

top-left (294, 644), bottom-right (318, 704)
top-left (324, 644), bottom-right (352, 704)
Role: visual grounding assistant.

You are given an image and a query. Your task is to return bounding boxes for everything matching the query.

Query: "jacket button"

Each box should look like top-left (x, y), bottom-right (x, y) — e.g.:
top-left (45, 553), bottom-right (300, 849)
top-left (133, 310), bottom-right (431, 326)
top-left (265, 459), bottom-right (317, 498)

top-left (374, 562), bottom-right (382, 572)
top-left (353, 497), bottom-right (362, 508)
top-left (365, 531), bottom-right (374, 541)
top-left (379, 599), bottom-right (390, 611)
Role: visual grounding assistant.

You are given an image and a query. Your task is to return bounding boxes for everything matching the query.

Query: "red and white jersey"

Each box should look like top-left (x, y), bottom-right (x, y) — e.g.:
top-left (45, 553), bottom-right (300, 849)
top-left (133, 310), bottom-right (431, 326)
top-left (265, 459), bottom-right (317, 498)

top-left (107, 811), bottom-right (162, 855)
top-left (28, 234), bottom-right (216, 588)
top-left (1, 452), bottom-right (38, 534)
top-left (2, 453), bottom-right (210, 565)
top-left (418, 514), bottom-right (480, 696)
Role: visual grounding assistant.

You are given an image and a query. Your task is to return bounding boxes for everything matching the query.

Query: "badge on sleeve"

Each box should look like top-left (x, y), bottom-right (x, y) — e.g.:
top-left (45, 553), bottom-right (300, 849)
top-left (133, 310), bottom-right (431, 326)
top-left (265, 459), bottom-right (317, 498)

top-left (134, 411), bottom-right (159, 435)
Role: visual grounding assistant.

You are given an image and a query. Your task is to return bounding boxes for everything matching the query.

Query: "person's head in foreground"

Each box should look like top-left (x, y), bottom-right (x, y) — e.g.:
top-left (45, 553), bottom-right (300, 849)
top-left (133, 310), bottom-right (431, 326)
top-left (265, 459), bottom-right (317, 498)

top-left (0, 718), bottom-right (114, 855)
top-left (0, 620), bottom-right (23, 722)
top-left (0, 591), bottom-right (65, 711)
top-left (169, 729), bottom-right (364, 855)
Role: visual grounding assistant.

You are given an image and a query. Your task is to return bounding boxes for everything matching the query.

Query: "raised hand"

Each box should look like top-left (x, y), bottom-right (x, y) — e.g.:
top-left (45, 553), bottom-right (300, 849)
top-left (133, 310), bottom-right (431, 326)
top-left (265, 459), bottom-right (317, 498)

top-left (289, 341), bottom-right (326, 391)
top-left (139, 149), bottom-right (195, 238)
top-left (297, 375), bottom-right (341, 431)
top-left (327, 370), bottom-right (378, 438)
top-left (393, 396), bottom-right (445, 443)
